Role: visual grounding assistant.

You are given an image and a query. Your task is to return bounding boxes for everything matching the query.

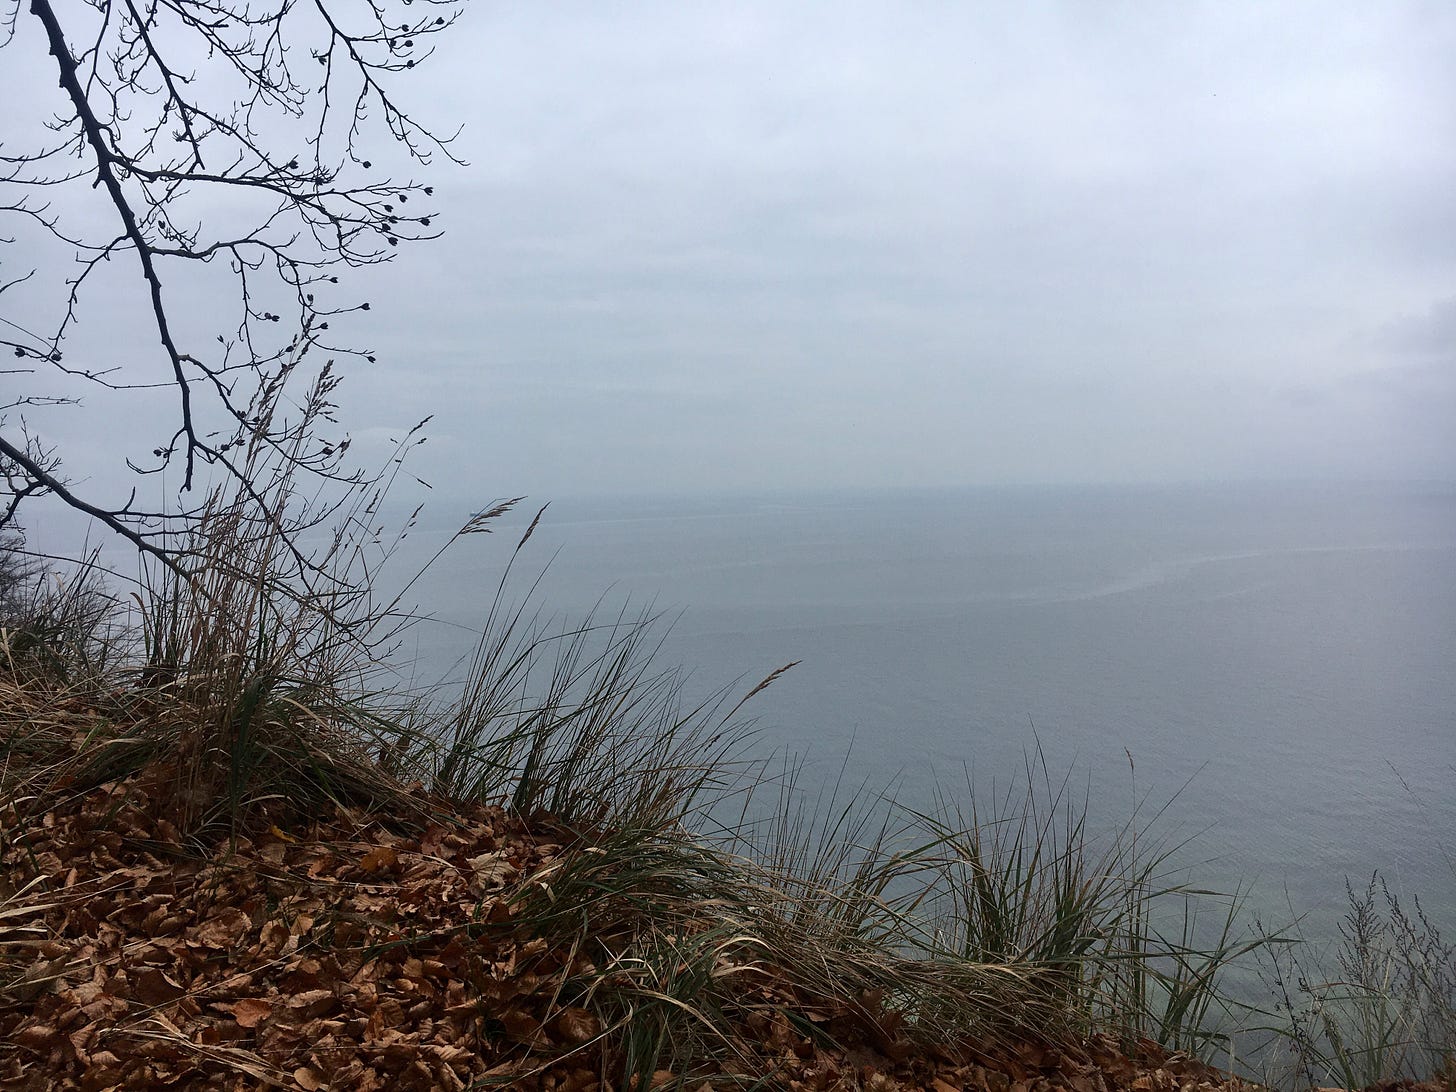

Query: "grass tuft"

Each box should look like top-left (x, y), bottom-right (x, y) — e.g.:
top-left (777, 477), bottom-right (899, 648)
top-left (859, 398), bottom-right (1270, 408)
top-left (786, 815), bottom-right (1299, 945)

top-left (1257, 871), bottom-right (1456, 1090)
top-left (5, 440), bottom-right (1446, 1089)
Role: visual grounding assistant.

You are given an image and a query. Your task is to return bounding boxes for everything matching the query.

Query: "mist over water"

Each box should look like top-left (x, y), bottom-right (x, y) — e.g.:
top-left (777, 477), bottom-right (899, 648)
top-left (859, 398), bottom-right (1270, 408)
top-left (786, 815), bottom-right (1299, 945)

top-left (403, 481), bottom-right (1456, 933)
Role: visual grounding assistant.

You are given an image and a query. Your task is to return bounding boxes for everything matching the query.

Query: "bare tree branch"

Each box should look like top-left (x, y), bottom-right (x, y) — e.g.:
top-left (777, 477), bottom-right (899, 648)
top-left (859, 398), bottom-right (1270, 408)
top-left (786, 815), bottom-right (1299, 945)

top-left (1, 0), bottom-right (463, 568)
top-left (0, 429), bottom-right (184, 573)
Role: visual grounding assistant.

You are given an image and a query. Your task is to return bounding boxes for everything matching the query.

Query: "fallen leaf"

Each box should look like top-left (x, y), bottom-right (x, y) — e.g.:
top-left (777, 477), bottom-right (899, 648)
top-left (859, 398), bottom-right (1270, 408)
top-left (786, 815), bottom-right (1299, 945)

top-left (11, 1024), bottom-right (60, 1051)
top-left (286, 988), bottom-right (336, 1019)
top-left (130, 965), bottom-right (185, 1005)
top-left (360, 845), bottom-right (398, 873)
top-left (551, 1006), bottom-right (601, 1044)
top-left (192, 907), bottom-right (251, 949)
top-left (231, 997), bottom-right (273, 1028)
top-left (466, 850), bottom-right (518, 891)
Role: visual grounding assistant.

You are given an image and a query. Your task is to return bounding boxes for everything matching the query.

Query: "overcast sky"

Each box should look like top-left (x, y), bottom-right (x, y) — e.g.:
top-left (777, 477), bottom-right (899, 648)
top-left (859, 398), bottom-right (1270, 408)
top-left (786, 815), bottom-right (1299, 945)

top-left (6, 2), bottom-right (1456, 512)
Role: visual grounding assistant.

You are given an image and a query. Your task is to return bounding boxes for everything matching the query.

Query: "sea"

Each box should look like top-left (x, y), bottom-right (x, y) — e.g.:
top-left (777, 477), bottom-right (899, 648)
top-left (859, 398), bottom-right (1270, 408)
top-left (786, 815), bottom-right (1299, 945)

top-left (396, 481), bottom-right (1456, 948)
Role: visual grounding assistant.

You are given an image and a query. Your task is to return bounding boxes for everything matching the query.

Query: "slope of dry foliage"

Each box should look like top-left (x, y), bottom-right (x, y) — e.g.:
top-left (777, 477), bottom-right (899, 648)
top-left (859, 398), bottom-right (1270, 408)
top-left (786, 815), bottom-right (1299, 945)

top-left (0, 674), bottom-right (1256, 1092)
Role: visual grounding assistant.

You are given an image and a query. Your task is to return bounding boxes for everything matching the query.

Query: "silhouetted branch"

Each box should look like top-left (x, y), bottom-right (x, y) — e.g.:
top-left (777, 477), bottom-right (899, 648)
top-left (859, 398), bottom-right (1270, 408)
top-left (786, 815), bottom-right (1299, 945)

top-left (1, 0), bottom-right (463, 566)
top-left (0, 430), bottom-right (183, 573)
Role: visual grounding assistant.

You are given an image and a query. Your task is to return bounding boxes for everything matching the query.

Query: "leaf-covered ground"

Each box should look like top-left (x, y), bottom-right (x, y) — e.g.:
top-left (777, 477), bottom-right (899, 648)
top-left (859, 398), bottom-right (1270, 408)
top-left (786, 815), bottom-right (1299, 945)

top-left (0, 756), bottom-right (1259, 1092)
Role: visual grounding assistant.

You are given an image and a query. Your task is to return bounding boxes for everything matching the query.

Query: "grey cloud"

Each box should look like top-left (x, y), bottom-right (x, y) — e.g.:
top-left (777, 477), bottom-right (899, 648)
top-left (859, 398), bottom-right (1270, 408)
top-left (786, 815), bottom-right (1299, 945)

top-left (6, 1), bottom-right (1456, 507)
top-left (1371, 297), bottom-right (1456, 358)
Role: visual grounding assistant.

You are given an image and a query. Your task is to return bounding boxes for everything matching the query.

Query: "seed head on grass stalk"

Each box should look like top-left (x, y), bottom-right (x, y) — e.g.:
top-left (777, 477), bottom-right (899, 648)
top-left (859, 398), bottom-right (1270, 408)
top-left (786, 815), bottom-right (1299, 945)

top-left (1255, 870), bottom-right (1456, 1090)
top-left (21, 364), bottom-right (457, 836)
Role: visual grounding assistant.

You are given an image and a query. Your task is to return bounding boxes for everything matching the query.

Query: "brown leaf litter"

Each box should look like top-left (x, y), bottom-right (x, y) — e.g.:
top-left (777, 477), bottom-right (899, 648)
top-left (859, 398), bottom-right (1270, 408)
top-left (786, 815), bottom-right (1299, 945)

top-left (2, 752), bottom-right (1258, 1090)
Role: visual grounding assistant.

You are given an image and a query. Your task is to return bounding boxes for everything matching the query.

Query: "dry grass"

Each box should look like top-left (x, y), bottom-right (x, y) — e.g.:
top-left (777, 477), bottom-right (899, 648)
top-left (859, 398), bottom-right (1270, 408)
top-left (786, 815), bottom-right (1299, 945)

top-left (1256, 873), bottom-right (1456, 1091)
top-left (0, 426), bottom-right (1307, 1089)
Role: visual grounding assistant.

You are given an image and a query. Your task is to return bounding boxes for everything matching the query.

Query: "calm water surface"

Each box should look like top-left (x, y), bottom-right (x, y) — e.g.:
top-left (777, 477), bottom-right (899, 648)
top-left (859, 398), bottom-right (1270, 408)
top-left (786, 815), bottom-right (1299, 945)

top-left (404, 482), bottom-right (1456, 933)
